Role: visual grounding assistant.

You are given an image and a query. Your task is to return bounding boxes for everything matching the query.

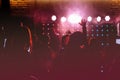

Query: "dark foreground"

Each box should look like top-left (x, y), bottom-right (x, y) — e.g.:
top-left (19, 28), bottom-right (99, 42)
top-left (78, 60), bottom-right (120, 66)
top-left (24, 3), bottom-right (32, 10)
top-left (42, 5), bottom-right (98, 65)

top-left (0, 45), bottom-right (120, 80)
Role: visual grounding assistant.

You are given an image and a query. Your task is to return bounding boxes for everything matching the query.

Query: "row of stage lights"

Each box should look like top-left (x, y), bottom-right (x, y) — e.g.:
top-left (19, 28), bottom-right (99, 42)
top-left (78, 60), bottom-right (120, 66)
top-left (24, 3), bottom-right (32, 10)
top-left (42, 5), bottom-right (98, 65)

top-left (51, 14), bottom-right (111, 23)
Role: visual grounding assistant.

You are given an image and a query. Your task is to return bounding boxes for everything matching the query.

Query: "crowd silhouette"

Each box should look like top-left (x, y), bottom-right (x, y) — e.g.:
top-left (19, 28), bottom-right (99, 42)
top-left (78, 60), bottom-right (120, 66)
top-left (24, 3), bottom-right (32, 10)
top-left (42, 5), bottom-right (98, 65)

top-left (0, 16), bottom-right (120, 80)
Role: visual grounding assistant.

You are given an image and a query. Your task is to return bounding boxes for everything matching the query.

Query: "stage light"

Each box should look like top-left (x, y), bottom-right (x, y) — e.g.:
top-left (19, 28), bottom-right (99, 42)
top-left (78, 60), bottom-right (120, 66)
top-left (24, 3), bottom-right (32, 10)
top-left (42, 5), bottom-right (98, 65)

top-left (87, 16), bottom-right (92, 22)
top-left (68, 14), bottom-right (82, 24)
top-left (101, 43), bottom-right (104, 46)
top-left (105, 16), bottom-right (110, 21)
top-left (107, 43), bottom-right (109, 46)
top-left (61, 17), bottom-right (67, 22)
top-left (116, 38), bottom-right (120, 45)
top-left (97, 16), bottom-right (101, 22)
top-left (51, 15), bottom-right (57, 21)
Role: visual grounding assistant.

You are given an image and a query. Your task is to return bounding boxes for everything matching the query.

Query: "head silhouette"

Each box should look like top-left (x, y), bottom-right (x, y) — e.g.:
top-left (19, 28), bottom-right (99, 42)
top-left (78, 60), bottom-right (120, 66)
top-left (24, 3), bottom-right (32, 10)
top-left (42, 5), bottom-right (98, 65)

top-left (68, 31), bottom-right (84, 48)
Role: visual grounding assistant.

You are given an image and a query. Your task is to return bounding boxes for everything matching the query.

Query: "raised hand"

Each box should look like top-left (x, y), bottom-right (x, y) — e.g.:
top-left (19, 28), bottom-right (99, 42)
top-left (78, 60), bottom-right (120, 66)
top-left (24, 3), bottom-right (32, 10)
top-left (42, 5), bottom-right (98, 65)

top-left (79, 19), bottom-right (87, 26)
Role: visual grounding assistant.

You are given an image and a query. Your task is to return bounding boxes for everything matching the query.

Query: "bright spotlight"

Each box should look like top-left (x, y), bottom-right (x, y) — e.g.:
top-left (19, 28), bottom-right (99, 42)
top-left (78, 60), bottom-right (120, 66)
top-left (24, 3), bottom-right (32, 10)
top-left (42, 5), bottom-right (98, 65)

top-left (68, 14), bottom-right (82, 24)
top-left (105, 16), bottom-right (110, 21)
top-left (97, 16), bottom-right (101, 22)
top-left (51, 15), bottom-right (57, 21)
top-left (87, 16), bottom-right (92, 22)
top-left (61, 17), bottom-right (67, 22)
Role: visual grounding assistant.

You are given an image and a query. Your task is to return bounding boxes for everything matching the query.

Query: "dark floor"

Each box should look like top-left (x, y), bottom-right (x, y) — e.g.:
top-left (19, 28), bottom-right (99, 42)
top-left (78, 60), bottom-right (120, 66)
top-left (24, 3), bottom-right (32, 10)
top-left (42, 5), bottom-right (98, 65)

top-left (0, 45), bottom-right (120, 80)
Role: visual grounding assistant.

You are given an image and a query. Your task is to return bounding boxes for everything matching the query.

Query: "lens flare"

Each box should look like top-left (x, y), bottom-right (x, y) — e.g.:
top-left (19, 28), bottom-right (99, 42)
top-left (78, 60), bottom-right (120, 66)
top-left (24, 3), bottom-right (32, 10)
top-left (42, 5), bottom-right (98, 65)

top-left (61, 16), bottom-right (67, 22)
top-left (68, 14), bottom-right (82, 24)
top-left (105, 16), bottom-right (110, 21)
top-left (51, 15), bottom-right (57, 21)
top-left (87, 16), bottom-right (92, 22)
top-left (97, 16), bottom-right (101, 22)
